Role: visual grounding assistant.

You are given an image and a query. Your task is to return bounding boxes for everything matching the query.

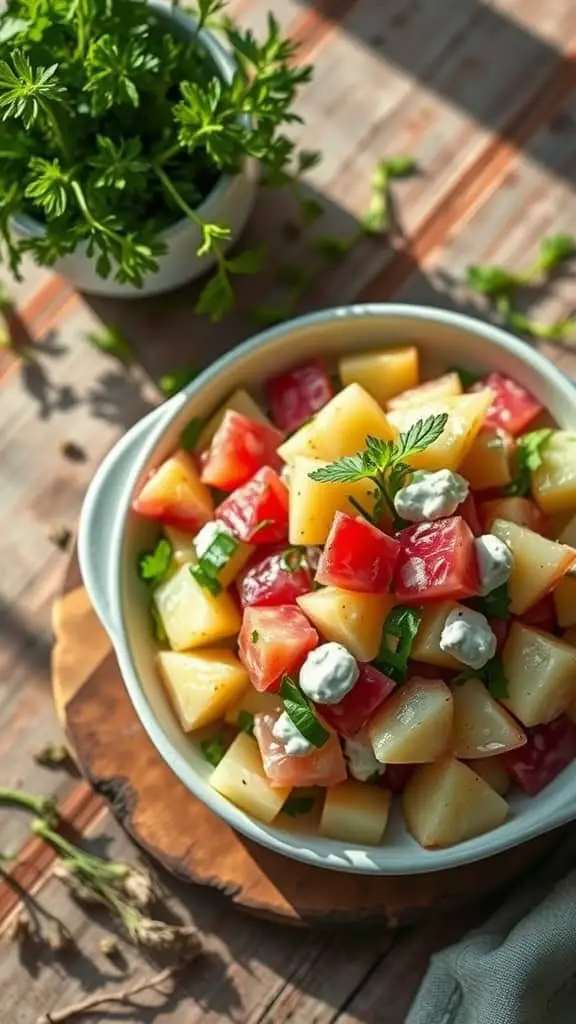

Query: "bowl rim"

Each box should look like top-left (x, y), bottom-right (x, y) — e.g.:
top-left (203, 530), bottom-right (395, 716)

top-left (104, 302), bottom-right (576, 874)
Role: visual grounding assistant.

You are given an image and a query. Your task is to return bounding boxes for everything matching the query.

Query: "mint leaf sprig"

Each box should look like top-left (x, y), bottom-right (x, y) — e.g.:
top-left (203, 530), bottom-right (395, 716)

top-left (503, 428), bottom-right (553, 497)
top-left (308, 413), bottom-right (448, 525)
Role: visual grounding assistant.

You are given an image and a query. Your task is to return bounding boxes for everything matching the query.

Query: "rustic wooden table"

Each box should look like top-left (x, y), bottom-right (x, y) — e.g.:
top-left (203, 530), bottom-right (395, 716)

top-left (2, 1), bottom-right (576, 1020)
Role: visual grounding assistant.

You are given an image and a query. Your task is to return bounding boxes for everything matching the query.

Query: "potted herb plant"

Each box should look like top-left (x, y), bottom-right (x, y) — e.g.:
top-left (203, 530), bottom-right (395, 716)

top-left (0, 0), bottom-right (315, 315)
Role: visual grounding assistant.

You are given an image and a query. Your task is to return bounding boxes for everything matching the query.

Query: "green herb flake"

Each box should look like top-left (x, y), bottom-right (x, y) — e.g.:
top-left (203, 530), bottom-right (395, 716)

top-left (237, 710), bottom-right (255, 736)
top-left (251, 630), bottom-right (259, 644)
top-left (200, 734), bottom-right (227, 768)
top-left (158, 367), bottom-right (199, 399)
top-left (180, 417), bottom-right (204, 451)
top-left (138, 539), bottom-right (173, 585)
top-left (503, 428), bottom-right (553, 497)
top-left (453, 657), bottom-right (509, 699)
top-left (472, 583), bottom-right (511, 621)
top-left (280, 675), bottom-right (329, 748)
top-left (375, 606), bottom-right (422, 684)
top-left (282, 795), bottom-right (315, 817)
top-left (189, 564), bottom-right (222, 596)
top-left (281, 546), bottom-right (306, 572)
top-left (450, 366), bottom-right (483, 389)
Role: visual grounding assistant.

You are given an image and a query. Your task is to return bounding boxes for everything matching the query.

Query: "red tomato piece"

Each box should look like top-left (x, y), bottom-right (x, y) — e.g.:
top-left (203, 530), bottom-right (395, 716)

top-left (238, 550), bottom-right (313, 607)
top-left (200, 410), bottom-right (283, 491)
top-left (519, 594), bottom-right (556, 631)
top-left (472, 372), bottom-right (543, 436)
top-left (501, 716), bottom-right (576, 795)
top-left (254, 710), bottom-right (347, 788)
top-left (265, 359), bottom-right (334, 433)
top-left (238, 605), bottom-right (318, 692)
top-left (320, 664), bottom-right (396, 739)
top-left (459, 493), bottom-right (482, 536)
top-left (377, 764), bottom-right (414, 794)
top-left (315, 512), bottom-right (400, 593)
top-left (393, 516), bottom-right (481, 604)
top-left (216, 467), bottom-right (289, 545)
top-left (480, 496), bottom-right (549, 536)
top-left (131, 450), bottom-right (211, 532)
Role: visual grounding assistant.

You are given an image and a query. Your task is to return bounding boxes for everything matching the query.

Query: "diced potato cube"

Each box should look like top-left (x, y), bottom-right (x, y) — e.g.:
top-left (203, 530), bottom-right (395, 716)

top-left (156, 649), bottom-right (249, 730)
top-left (467, 756), bottom-right (511, 796)
top-left (210, 732), bottom-right (290, 823)
top-left (491, 518), bottom-right (575, 614)
top-left (297, 587), bottom-right (393, 662)
top-left (553, 575), bottom-right (576, 628)
top-left (410, 601), bottom-right (463, 669)
top-left (502, 622), bottom-right (576, 726)
top-left (278, 383), bottom-right (395, 464)
top-left (367, 678), bottom-right (453, 763)
top-left (386, 389), bottom-right (493, 471)
top-left (451, 677), bottom-right (526, 758)
top-left (319, 781), bottom-right (391, 845)
top-left (531, 431), bottom-right (576, 514)
top-left (403, 758), bottom-right (509, 848)
top-left (223, 687), bottom-right (281, 726)
top-left (338, 347), bottom-right (418, 407)
top-left (153, 563), bottom-right (241, 651)
top-left (387, 372), bottom-right (462, 411)
top-left (163, 526), bottom-right (196, 567)
top-left (558, 513), bottom-right (576, 547)
top-left (289, 457), bottom-right (376, 545)
top-left (197, 389), bottom-right (272, 451)
top-left (460, 427), bottom-right (513, 490)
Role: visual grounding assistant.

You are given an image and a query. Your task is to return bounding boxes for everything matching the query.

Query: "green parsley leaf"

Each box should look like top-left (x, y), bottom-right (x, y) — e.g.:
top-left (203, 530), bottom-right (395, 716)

top-left (453, 657), bottom-right (509, 699)
top-left (472, 583), bottom-right (511, 621)
top-left (158, 366), bottom-right (198, 399)
top-left (138, 539), bottom-right (173, 585)
top-left (282, 795), bottom-right (315, 817)
top-left (450, 366), bottom-right (483, 389)
top-left (281, 546), bottom-right (307, 572)
top-left (466, 265), bottom-right (521, 298)
top-left (200, 734), bottom-right (227, 767)
top-left (251, 630), bottom-right (259, 643)
top-left (375, 606), bottom-right (422, 683)
top-left (180, 417), bottom-right (204, 451)
top-left (280, 675), bottom-right (329, 748)
top-left (308, 453), bottom-right (369, 484)
top-left (537, 234), bottom-right (575, 274)
top-left (394, 413), bottom-right (448, 461)
top-left (189, 564), bottom-right (222, 596)
top-left (190, 529), bottom-right (238, 594)
top-left (382, 155), bottom-right (417, 179)
top-left (237, 710), bottom-right (255, 736)
top-left (150, 602), bottom-right (167, 643)
top-left (503, 428), bottom-right (553, 497)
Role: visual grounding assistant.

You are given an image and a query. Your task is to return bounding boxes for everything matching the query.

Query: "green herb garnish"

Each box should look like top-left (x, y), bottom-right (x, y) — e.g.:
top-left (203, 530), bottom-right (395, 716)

top-left (251, 630), bottom-right (259, 644)
top-left (237, 710), bottom-right (255, 736)
top-left (180, 417), bottom-right (205, 451)
top-left (150, 601), bottom-right (167, 643)
top-left (281, 546), bottom-right (306, 572)
top-left (375, 606), bottom-right (422, 683)
top-left (450, 366), bottom-right (483, 389)
top-left (158, 368), bottom-right (199, 399)
top-left (189, 529), bottom-right (239, 594)
top-left (200, 734), bottom-right (227, 767)
top-left (138, 539), bottom-right (173, 585)
top-left (280, 675), bottom-right (329, 749)
top-left (453, 656), bottom-right (509, 700)
top-left (503, 428), bottom-right (553, 497)
top-left (472, 583), bottom-right (511, 621)
top-left (308, 414), bottom-right (448, 524)
top-left (282, 795), bottom-right (315, 817)
top-left (360, 155), bottom-right (417, 236)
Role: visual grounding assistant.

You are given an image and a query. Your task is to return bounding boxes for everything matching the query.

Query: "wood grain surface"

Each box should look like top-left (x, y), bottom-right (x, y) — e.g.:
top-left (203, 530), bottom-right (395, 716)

top-left (1, 0), bottom-right (576, 1019)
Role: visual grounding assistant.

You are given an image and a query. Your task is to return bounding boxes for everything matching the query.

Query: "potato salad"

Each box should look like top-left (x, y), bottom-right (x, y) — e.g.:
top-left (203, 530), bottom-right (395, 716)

top-left (132, 348), bottom-right (576, 849)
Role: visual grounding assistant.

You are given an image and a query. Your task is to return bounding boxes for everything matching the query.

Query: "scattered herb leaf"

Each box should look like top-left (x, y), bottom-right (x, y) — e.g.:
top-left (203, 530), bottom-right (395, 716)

top-left (46, 524), bottom-right (72, 550)
top-left (281, 546), bottom-right (306, 572)
top-left (503, 428), bottom-right (553, 497)
top-left (138, 539), bottom-right (173, 585)
top-left (453, 656), bottom-right (509, 699)
top-left (34, 742), bottom-right (69, 768)
top-left (450, 366), bottom-right (483, 389)
top-left (251, 630), bottom-right (259, 643)
top-left (375, 606), bottom-right (422, 683)
top-left (237, 710), bottom-right (255, 736)
top-left (60, 439), bottom-right (86, 463)
top-left (282, 795), bottom-right (315, 817)
top-left (280, 675), bottom-right (329, 748)
top-left (190, 529), bottom-right (238, 594)
top-left (200, 734), bottom-right (227, 767)
top-left (471, 583), bottom-right (511, 621)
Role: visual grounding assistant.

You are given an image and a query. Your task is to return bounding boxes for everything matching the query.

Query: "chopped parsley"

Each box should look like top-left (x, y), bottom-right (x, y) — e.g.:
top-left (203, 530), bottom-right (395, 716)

top-left (375, 606), bottom-right (422, 683)
top-left (282, 795), bottom-right (315, 817)
top-left (138, 538), bottom-right (173, 585)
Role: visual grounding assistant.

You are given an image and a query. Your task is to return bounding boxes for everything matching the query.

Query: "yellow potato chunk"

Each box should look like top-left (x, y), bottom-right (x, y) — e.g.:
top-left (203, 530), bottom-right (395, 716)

top-left (403, 758), bottom-right (509, 848)
top-left (297, 587), bottom-right (393, 662)
top-left (410, 601), bottom-right (463, 669)
top-left (386, 389), bottom-right (493, 471)
top-left (338, 346), bottom-right (418, 407)
top-left (553, 575), bottom-right (576, 628)
top-left (163, 526), bottom-right (196, 567)
top-left (459, 426), bottom-right (513, 490)
top-left (223, 687), bottom-right (281, 726)
top-left (467, 756), bottom-right (511, 796)
top-left (210, 733), bottom-right (290, 823)
top-left (367, 678), bottom-right (453, 764)
top-left (491, 518), bottom-right (575, 614)
top-left (288, 456), bottom-right (376, 545)
top-left (319, 781), bottom-right (391, 845)
top-left (502, 622), bottom-right (576, 727)
top-left (278, 383), bottom-right (395, 464)
top-left (558, 513), bottom-right (576, 547)
top-left (156, 649), bottom-right (249, 731)
top-left (531, 431), bottom-right (576, 514)
top-left (451, 678), bottom-right (526, 759)
top-left (153, 563), bottom-right (241, 651)
top-left (387, 372), bottom-right (462, 411)
top-left (197, 388), bottom-right (272, 451)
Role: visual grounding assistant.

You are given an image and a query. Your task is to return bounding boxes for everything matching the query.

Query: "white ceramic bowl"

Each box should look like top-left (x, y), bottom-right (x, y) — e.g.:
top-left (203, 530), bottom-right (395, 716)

top-left (79, 304), bottom-right (576, 874)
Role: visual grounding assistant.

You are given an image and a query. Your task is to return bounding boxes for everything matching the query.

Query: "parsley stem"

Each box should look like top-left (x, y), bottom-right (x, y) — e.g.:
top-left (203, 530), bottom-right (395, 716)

top-left (70, 180), bottom-right (118, 242)
top-left (348, 496), bottom-right (374, 523)
top-left (374, 475), bottom-right (396, 520)
top-left (39, 100), bottom-right (71, 164)
top-left (153, 164), bottom-right (205, 231)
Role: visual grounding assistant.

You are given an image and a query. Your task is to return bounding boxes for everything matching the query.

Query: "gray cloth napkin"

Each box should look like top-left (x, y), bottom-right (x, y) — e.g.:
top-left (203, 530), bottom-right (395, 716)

top-left (407, 832), bottom-right (576, 1024)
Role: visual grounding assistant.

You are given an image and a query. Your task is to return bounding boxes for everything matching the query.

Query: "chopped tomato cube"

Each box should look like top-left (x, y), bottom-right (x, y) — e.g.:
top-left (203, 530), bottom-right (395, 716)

top-left (238, 550), bottom-right (313, 607)
top-left (393, 516), bottom-right (481, 604)
top-left (472, 372), bottom-right (543, 436)
top-left (320, 664), bottom-right (396, 739)
top-left (254, 710), bottom-right (347, 788)
top-left (200, 410), bottom-right (283, 491)
top-left (501, 716), bottom-right (576, 795)
top-left (265, 359), bottom-right (334, 433)
top-left (459, 493), bottom-right (482, 536)
top-left (216, 467), bottom-right (289, 545)
top-left (377, 763), bottom-right (414, 794)
top-left (315, 512), bottom-right (400, 593)
top-left (238, 605), bottom-right (318, 692)
top-left (132, 449), bottom-right (213, 531)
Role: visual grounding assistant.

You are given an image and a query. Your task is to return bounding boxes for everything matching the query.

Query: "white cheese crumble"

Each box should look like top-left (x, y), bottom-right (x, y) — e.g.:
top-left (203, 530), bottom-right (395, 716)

top-left (344, 734), bottom-right (386, 782)
top-left (394, 469), bottom-right (469, 523)
top-left (299, 642), bottom-right (359, 705)
top-left (439, 607), bottom-right (497, 670)
top-left (475, 534), bottom-right (513, 596)
top-left (272, 711), bottom-right (314, 757)
top-left (194, 519), bottom-right (235, 557)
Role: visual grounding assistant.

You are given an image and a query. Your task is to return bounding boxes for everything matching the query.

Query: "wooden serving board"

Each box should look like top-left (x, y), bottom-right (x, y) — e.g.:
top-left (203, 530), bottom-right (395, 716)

top-left (52, 549), bottom-right (562, 928)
